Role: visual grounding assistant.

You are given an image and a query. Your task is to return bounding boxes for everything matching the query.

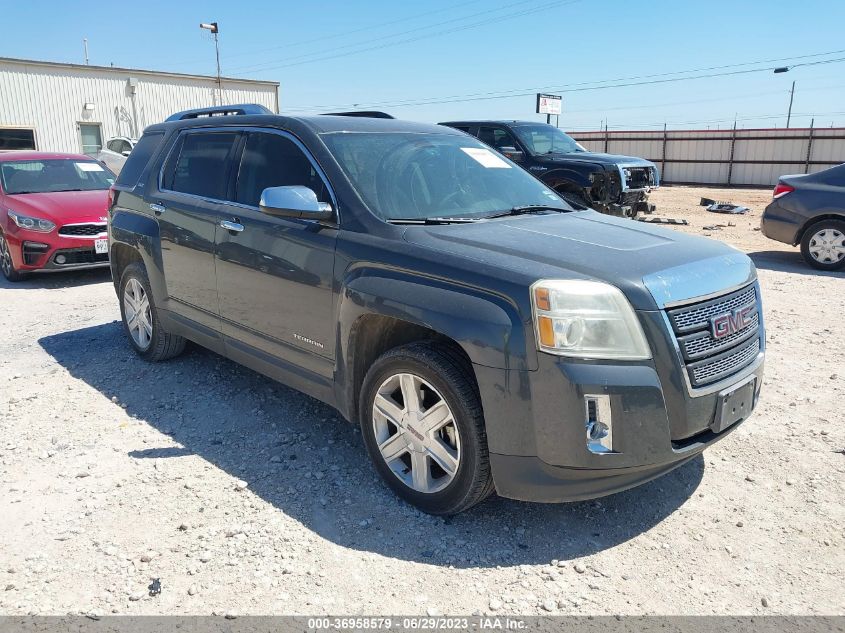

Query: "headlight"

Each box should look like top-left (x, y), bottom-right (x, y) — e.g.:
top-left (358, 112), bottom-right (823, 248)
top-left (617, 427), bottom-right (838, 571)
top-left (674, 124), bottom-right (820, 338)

top-left (7, 210), bottom-right (55, 233)
top-left (531, 279), bottom-right (651, 360)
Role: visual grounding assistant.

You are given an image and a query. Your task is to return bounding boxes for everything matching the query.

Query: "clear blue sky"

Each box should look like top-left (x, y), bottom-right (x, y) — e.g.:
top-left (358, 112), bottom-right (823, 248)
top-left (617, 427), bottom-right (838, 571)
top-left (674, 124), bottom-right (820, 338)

top-left (3, 0), bottom-right (844, 130)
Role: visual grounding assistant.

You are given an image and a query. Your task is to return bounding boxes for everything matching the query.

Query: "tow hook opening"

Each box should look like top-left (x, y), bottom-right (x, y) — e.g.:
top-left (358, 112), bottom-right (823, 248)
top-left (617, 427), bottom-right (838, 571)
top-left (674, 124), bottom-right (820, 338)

top-left (585, 394), bottom-right (615, 454)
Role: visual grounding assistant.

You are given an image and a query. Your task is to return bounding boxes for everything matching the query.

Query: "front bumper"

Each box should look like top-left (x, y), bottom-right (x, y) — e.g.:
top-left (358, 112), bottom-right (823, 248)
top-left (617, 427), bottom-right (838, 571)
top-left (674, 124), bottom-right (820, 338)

top-left (4, 228), bottom-right (109, 272)
top-left (477, 356), bottom-right (762, 503)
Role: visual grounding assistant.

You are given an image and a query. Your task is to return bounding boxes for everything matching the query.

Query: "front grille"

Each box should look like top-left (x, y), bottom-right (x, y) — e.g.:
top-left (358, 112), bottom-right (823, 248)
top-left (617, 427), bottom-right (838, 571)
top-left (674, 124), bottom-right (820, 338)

top-left (688, 338), bottom-right (760, 387)
top-left (666, 284), bottom-right (762, 388)
top-left (59, 223), bottom-right (107, 237)
top-left (669, 286), bottom-right (756, 333)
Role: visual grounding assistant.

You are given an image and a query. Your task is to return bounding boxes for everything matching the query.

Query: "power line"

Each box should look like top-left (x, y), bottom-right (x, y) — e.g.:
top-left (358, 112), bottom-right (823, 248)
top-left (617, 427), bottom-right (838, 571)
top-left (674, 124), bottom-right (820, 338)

top-left (231, 0), bottom-right (581, 74)
top-left (220, 0), bottom-right (487, 64)
top-left (140, 0), bottom-right (488, 69)
top-left (282, 52), bottom-right (845, 112)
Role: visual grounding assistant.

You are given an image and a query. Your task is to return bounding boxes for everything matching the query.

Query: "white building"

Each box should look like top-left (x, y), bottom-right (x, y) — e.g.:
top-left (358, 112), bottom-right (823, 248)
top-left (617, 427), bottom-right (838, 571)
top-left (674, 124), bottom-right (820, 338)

top-left (0, 57), bottom-right (279, 155)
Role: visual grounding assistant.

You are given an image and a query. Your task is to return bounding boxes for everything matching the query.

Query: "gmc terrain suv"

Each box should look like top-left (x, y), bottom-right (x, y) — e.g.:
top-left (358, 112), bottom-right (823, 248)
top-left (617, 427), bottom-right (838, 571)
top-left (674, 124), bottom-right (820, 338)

top-left (109, 104), bottom-right (765, 515)
top-left (441, 120), bottom-right (659, 217)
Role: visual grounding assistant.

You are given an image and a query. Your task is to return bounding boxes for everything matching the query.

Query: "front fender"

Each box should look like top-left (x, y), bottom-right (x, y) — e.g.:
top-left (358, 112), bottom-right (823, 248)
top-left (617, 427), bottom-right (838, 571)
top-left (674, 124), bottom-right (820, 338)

top-left (539, 167), bottom-right (593, 191)
top-left (339, 270), bottom-right (532, 371)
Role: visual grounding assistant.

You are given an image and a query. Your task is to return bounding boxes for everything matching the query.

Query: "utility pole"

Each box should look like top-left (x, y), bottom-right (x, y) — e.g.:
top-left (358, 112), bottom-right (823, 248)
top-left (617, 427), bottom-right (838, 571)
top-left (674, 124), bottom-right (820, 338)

top-left (774, 67), bottom-right (796, 129)
top-left (200, 22), bottom-right (222, 106)
top-left (83, 38), bottom-right (89, 65)
top-left (786, 80), bottom-right (795, 128)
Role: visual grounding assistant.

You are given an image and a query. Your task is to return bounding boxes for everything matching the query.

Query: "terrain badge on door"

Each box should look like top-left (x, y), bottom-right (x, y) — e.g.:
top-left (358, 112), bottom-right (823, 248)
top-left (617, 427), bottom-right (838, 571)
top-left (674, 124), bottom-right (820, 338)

top-left (293, 333), bottom-right (324, 349)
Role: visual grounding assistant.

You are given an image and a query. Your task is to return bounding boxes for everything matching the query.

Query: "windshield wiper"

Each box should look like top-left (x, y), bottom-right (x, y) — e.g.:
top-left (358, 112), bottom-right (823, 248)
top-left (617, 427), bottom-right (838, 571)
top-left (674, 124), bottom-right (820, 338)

top-left (387, 217), bottom-right (482, 225)
top-left (480, 205), bottom-right (571, 219)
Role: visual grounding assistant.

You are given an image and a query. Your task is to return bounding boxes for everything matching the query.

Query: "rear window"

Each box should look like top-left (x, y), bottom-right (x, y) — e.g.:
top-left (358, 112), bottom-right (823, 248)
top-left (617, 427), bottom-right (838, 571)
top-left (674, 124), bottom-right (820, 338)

top-left (115, 132), bottom-right (164, 188)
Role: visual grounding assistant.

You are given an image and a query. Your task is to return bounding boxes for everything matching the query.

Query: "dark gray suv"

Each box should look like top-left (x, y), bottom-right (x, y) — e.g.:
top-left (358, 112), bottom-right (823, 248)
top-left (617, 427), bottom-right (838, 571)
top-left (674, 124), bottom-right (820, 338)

top-left (109, 105), bottom-right (765, 515)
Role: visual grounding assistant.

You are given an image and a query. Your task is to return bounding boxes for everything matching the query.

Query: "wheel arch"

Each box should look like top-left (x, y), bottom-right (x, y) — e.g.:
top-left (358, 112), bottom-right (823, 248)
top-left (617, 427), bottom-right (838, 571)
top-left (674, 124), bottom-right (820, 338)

top-left (336, 273), bottom-right (531, 423)
top-left (795, 212), bottom-right (845, 245)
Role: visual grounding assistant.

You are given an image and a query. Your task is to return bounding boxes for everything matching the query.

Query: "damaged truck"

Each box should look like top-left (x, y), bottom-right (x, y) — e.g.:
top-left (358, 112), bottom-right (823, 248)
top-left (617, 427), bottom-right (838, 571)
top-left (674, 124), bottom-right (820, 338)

top-left (441, 120), bottom-right (659, 217)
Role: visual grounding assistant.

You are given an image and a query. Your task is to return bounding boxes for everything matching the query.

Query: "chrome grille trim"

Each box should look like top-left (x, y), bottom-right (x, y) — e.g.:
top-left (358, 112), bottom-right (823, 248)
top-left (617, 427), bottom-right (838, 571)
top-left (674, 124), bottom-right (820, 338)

top-left (58, 222), bottom-right (108, 238)
top-left (664, 283), bottom-right (762, 390)
top-left (668, 286), bottom-right (757, 334)
top-left (678, 312), bottom-right (760, 360)
top-left (688, 338), bottom-right (760, 388)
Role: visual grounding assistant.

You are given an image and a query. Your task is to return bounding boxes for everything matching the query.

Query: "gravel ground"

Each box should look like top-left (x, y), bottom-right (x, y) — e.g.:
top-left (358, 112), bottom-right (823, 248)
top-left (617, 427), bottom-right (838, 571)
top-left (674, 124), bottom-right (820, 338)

top-left (1, 186), bottom-right (843, 617)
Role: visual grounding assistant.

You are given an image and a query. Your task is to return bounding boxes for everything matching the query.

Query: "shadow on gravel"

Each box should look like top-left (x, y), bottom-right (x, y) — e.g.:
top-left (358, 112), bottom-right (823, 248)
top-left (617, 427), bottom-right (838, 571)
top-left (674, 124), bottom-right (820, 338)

top-left (40, 322), bottom-right (703, 568)
top-left (0, 267), bottom-right (112, 290)
top-left (748, 250), bottom-right (843, 277)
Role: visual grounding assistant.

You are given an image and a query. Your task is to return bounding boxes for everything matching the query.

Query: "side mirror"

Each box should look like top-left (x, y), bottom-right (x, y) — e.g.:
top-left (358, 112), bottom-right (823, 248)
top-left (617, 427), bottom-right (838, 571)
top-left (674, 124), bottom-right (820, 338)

top-left (499, 146), bottom-right (524, 162)
top-left (259, 186), bottom-right (334, 221)
top-left (121, 150), bottom-right (132, 157)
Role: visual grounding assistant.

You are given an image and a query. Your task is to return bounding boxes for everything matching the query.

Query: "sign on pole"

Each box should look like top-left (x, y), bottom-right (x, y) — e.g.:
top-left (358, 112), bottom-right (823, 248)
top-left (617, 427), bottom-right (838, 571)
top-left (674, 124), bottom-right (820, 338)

top-left (536, 93), bottom-right (562, 116)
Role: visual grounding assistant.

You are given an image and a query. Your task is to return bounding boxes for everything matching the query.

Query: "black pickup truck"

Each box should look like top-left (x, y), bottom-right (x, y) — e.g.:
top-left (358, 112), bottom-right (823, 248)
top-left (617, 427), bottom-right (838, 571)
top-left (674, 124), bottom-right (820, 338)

top-left (109, 105), bottom-right (764, 515)
top-left (441, 120), bottom-right (659, 217)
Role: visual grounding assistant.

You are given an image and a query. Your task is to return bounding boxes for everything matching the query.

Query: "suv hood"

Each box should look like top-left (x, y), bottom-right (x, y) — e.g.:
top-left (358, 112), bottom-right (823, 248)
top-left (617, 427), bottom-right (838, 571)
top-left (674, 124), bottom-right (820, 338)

top-left (402, 211), bottom-right (755, 310)
top-left (5, 190), bottom-right (110, 224)
top-left (537, 152), bottom-right (655, 169)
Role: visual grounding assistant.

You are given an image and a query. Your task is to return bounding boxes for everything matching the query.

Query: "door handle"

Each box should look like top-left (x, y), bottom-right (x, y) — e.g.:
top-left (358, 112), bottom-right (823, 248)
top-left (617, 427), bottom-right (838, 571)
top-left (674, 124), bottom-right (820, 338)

top-left (219, 219), bottom-right (245, 233)
top-left (149, 203), bottom-right (166, 216)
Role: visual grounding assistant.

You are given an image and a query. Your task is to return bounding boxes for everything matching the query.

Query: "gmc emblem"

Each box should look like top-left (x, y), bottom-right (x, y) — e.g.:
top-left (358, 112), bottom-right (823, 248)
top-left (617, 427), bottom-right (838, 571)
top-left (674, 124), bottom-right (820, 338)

top-left (710, 305), bottom-right (755, 340)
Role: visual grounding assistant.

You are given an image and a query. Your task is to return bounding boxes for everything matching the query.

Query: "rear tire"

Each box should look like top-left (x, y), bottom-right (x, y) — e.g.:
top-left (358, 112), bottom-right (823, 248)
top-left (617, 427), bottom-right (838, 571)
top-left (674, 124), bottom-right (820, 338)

top-left (118, 263), bottom-right (186, 361)
top-left (0, 233), bottom-right (26, 282)
top-left (359, 342), bottom-right (494, 515)
top-left (800, 219), bottom-right (845, 271)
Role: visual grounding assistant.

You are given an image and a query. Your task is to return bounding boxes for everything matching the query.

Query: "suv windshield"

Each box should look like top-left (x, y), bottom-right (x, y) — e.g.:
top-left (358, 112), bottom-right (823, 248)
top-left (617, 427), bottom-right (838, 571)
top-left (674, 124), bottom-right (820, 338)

top-left (512, 125), bottom-right (585, 155)
top-left (0, 159), bottom-right (115, 195)
top-left (321, 132), bottom-right (568, 221)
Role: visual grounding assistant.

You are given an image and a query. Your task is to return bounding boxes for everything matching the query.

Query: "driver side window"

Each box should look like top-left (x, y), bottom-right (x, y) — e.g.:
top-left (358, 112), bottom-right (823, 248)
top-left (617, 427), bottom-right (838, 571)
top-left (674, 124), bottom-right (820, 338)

top-left (478, 126), bottom-right (518, 152)
top-left (235, 132), bottom-right (329, 208)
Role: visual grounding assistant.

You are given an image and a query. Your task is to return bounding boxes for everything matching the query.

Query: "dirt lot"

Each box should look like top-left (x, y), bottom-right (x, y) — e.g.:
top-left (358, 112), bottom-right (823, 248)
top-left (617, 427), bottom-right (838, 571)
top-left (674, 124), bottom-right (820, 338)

top-left (0, 186), bottom-right (843, 617)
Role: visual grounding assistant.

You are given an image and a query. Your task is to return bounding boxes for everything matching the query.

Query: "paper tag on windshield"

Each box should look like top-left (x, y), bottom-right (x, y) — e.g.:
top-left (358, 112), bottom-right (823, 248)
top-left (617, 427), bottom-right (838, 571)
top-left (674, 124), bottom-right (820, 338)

top-left (460, 147), bottom-right (512, 169)
top-left (76, 162), bottom-right (104, 172)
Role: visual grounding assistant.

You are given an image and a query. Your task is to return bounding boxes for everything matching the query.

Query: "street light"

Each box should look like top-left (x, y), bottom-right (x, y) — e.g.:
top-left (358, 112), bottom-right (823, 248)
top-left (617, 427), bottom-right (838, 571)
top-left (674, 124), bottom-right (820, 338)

top-left (773, 67), bottom-right (795, 128)
top-left (200, 21), bottom-right (222, 106)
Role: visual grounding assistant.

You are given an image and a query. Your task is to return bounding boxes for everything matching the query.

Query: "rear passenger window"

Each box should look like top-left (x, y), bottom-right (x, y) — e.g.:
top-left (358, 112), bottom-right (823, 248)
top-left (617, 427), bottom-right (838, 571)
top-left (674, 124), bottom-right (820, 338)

top-left (235, 132), bottom-right (329, 207)
top-left (115, 132), bottom-right (164, 188)
top-left (165, 132), bottom-right (239, 200)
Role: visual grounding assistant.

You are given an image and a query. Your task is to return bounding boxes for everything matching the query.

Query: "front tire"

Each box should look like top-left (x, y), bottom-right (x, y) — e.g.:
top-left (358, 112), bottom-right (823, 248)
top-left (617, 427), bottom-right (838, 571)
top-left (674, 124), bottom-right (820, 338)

top-left (0, 233), bottom-right (26, 282)
top-left (119, 263), bottom-right (186, 361)
top-left (800, 219), bottom-right (845, 271)
top-left (359, 342), bottom-right (494, 515)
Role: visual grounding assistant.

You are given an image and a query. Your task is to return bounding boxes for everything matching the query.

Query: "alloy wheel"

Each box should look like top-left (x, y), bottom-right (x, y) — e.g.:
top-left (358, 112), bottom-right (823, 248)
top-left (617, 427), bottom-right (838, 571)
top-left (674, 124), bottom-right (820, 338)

top-left (808, 228), bottom-right (845, 264)
top-left (0, 234), bottom-right (12, 277)
top-left (371, 372), bottom-right (461, 494)
top-left (123, 278), bottom-right (153, 350)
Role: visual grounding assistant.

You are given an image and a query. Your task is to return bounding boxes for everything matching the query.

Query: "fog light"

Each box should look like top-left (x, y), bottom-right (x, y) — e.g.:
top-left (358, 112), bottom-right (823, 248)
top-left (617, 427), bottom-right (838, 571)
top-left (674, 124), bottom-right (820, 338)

top-left (585, 394), bottom-right (614, 454)
top-left (55, 254), bottom-right (67, 264)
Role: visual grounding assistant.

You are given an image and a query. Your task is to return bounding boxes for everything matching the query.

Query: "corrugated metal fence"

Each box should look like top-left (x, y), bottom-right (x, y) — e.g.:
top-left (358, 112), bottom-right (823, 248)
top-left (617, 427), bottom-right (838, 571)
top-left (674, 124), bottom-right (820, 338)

top-left (570, 127), bottom-right (845, 187)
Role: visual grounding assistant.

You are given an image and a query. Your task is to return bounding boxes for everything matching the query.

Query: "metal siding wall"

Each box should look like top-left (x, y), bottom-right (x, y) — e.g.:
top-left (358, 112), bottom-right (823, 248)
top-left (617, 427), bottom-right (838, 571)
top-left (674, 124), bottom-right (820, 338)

top-left (0, 60), bottom-right (277, 153)
top-left (570, 127), bottom-right (845, 186)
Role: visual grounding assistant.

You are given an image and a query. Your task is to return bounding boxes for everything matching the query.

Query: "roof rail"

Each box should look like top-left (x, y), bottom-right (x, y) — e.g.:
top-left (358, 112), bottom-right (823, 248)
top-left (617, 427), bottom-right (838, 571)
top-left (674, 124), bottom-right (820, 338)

top-left (323, 111), bottom-right (395, 119)
top-left (165, 103), bottom-right (273, 122)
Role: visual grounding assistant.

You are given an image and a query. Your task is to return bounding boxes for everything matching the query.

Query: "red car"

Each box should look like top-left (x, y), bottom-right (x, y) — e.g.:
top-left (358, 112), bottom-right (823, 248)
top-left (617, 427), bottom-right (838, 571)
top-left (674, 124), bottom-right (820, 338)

top-left (0, 151), bottom-right (116, 281)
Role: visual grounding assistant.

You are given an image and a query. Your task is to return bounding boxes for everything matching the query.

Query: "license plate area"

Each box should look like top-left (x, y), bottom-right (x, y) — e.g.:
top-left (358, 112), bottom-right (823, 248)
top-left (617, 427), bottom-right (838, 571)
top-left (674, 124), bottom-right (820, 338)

top-left (711, 377), bottom-right (756, 433)
top-left (94, 238), bottom-right (109, 254)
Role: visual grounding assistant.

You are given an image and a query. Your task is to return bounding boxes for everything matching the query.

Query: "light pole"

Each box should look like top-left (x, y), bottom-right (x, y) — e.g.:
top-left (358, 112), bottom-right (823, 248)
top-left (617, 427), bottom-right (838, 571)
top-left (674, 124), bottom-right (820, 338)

top-left (774, 66), bottom-right (795, 128)
top-left (200, 22), bottom-right (222, 106)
